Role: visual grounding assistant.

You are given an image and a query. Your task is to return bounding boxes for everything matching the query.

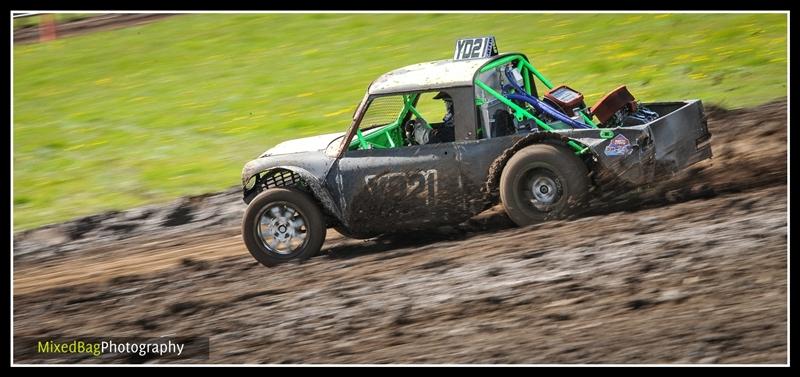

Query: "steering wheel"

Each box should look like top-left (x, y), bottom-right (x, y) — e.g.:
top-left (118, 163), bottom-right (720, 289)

top-left (404, 117), bottom-right (433, 146)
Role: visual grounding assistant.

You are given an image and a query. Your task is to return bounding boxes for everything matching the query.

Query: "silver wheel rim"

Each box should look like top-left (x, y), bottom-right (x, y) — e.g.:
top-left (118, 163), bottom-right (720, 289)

top-left (531, 176), bottom-right (558, 204)
top-left (522, 168), bottom-right (563, 211)
top-left (255, 202), bottom-right (309, 255)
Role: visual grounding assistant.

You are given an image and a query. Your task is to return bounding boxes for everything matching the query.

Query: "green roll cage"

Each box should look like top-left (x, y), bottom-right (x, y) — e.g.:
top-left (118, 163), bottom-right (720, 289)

top-left (351, 54), bottom-right (598, 154)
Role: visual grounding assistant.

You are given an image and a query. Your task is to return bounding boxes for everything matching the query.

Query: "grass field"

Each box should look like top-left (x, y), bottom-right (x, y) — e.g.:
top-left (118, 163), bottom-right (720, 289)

top-left (13, 13), bottom-right (788, 230)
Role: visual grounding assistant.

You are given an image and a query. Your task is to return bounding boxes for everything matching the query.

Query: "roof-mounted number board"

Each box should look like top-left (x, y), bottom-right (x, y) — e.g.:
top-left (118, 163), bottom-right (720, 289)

top-left (453, 36), bottom-right (498, 60)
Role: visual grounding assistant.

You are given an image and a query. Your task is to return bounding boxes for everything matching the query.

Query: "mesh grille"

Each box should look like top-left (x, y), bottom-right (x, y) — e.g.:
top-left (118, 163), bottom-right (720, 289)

top-left (261, 169), bottom-right (303, 189)
top-left (360, 95), bottom-right (404, 129)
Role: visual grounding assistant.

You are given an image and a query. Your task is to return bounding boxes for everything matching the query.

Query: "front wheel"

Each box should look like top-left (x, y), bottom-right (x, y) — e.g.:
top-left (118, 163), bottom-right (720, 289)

top-left (242, 188), bottom-right (326, 267)
top-left (500, 143), bottom-right (590, 226)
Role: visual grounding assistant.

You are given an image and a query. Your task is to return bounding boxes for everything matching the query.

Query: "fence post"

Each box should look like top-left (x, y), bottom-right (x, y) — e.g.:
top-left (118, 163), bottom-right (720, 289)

top-left (39, 14), bottom-right (57, 42)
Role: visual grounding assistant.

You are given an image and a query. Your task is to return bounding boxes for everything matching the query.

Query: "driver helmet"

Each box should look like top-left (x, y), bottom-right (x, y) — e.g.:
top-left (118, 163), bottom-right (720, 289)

top-left (433, 92), bottom-right (455, 124)
top-left (433, 91), bottom-right (451, 101)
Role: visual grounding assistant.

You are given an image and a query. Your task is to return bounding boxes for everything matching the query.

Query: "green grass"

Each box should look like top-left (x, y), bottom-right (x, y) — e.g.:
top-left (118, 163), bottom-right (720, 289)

top-left (13, 13), bottom-right (788, 230)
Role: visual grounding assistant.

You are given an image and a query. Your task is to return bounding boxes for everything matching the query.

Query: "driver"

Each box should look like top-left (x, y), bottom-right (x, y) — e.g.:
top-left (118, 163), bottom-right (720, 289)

top-left (429, 92), bottom-right (456, 143)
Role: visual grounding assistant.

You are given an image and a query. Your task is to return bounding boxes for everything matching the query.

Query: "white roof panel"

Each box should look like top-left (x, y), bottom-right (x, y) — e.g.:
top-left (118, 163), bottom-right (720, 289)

top-left (367, 57), bottom-right (493, 95)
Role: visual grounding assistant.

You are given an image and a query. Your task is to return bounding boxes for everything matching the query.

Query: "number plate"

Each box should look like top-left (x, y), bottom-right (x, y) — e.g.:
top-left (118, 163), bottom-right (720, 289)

top-left (453, 36), bottom-right (498, 60)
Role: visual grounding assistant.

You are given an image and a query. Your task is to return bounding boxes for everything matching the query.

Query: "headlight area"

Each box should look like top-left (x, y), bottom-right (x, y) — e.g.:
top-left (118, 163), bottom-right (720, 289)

top-left (244, 174), bottom-right (258, 191)
top-left (242, 174), bottom-right (261, 204)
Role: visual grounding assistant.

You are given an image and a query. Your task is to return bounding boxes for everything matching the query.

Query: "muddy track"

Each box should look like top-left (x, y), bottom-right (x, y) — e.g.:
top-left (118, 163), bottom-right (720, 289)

top-left (12, 99), bottom-right (787, 364)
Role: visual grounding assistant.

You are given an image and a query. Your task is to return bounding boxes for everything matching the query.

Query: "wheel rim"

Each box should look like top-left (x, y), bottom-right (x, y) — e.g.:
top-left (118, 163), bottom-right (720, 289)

top-left (255, 202), bottom-right (309, 255)
top-left (521, 168), bottom-right (563, 211)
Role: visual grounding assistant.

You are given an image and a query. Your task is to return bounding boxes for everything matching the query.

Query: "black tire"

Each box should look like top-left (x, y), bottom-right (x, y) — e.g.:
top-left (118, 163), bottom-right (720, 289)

top-left (242, 188), bottom-right (326, 267)
top-left (500, 143), bottom-right (590, 226)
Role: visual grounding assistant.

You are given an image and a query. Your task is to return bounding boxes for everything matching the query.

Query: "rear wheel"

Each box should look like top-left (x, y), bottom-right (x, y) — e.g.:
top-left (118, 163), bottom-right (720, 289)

top-left (242, 188), bottom-right (326, 267)
top-left (500, 143), bottom-right (590, 226)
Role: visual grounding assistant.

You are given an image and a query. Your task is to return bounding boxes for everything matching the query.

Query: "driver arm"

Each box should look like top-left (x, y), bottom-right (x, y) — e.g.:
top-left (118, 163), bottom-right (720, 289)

top-left (402, 95), bottom-right (430, 127)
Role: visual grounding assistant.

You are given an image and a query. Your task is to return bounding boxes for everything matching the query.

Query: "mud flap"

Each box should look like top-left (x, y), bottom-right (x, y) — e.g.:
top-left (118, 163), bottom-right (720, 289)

top-left (647, 100), bottom-right (713, 176)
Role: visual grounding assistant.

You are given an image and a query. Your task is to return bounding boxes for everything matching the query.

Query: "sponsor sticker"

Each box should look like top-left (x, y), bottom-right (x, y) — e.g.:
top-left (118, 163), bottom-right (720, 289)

top-left (604, 134), bottom-right (632, 156)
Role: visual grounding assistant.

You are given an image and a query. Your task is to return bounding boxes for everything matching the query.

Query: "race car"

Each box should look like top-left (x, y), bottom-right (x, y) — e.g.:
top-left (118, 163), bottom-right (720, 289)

top-left (240, 37), bottom-right (712, 267)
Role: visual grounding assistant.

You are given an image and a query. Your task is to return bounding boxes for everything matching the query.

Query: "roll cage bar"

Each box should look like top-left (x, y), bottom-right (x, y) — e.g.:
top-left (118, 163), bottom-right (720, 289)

top-left (474, 53), bottom-right (598, 154)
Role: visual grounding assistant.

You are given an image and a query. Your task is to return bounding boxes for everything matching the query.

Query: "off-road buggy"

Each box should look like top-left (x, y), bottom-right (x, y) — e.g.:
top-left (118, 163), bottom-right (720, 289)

top-left (240, 37), bottom-right (712, 267)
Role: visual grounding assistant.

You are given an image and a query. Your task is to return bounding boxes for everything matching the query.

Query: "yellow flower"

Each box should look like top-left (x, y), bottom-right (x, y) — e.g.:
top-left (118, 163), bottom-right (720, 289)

top-left (324, 108), bottom-right (350, 117)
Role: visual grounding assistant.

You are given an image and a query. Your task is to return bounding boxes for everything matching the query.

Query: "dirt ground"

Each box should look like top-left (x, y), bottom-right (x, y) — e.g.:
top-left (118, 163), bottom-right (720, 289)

top-left (12, 99), bottom-right (788, 364)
